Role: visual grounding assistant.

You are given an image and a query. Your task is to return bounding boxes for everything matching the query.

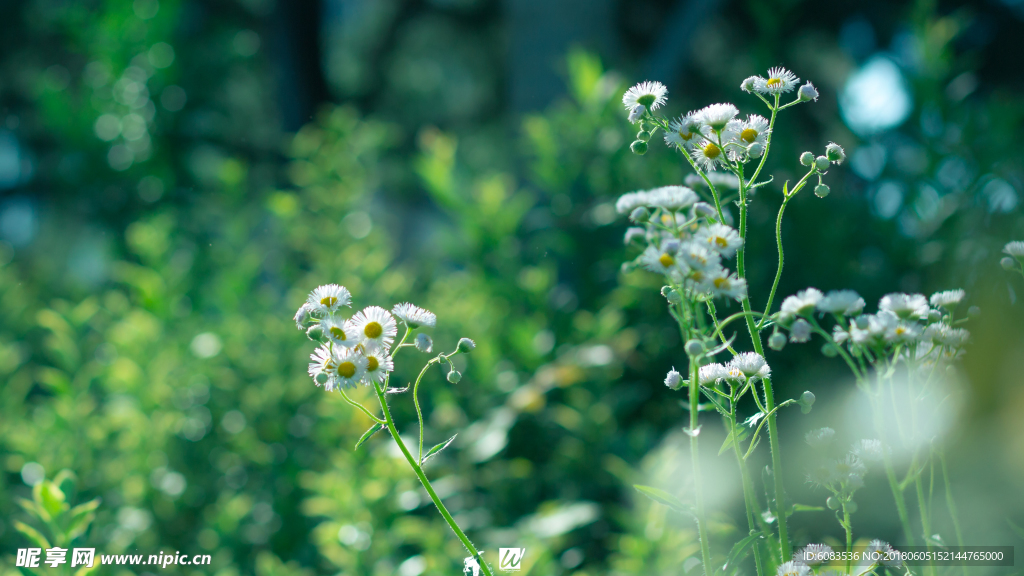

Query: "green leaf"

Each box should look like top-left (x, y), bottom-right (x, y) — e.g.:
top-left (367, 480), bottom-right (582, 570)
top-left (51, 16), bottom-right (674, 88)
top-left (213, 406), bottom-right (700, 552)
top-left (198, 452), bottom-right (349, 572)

top-left (788, 503), bottom-right (825, 516)
top-left (633, 485), bottom-right (694, 516)
top-left (68, 497), bottom-right (101, 519)
top-left (67, 500), bottom-right (101, 541)
top-left (16, 497), bottom-right (49, 523)
top-left (354, 423), bottom-right (384, 451)
top-left (719, 426), bottom-right (750, 456)
top-left (723, 531), bottom-right (765, 572)
top-left (14, 521), bottom-right (51, 549)
top-left (422, 434), bottom-right (457, 463)
top-left (38, 481), bottom-right (67, 518)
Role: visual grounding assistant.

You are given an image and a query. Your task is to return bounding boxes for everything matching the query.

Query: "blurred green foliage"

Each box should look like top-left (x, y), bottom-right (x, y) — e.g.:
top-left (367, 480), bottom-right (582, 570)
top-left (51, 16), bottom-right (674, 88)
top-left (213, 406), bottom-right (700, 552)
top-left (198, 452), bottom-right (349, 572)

top-left (2, 0), bottom-right (1024, 575)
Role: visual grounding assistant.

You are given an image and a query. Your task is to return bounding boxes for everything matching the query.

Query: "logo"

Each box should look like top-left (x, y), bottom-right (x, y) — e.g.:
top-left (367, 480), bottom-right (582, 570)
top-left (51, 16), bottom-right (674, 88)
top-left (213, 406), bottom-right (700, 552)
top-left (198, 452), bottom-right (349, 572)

top-left (463, 555), bottom-right (483, 576)
top-left (498, 548), bottom-right (526, 571)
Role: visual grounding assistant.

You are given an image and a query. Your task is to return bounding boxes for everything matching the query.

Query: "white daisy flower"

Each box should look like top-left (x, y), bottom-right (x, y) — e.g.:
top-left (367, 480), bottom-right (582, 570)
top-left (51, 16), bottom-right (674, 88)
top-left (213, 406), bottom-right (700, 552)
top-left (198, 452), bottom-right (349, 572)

top-left (392, 302), bottom-right (437, 329)
top-left (360, 345), bottom-right (394, 385)
top-left (780, 288), bottom-right (823, 319)
top-left (754, 67), bottom-right (800, 95)
top-left (728, 351), bottom-right (769, 378)
top-left (797, 82), bottom-right (819, 102)
top-left (805, 427), bottom-right (835, 447)
top-left (866, 540), bottom-right (903, 568)
top-left (627, 104), bottom-right (645, 123)
top-left (922, 324), bottom-right (969, 347)
top-left (796, 544), bottom-right (833, 565)
top-left (350, 305), bottom-right (398, 349)
top-left (831, 453), bottom-right (867, 485)
top-left (876, 311), bottom-right (920, 343)
top-left (705, 268), bottom-right (747, 301)
top-left (695, 223), bottom-right (743, 258)
top-left (690, 139), bottom-right (727, 171)
top-left (306, 284), bottom-right (352, 315)
top-left (331, 346), bottom-right (369, 390)
top-left (697, 103), bottom-right (739, 131)
top-left (639, 243), bottom-right (687, 276)
top-left (622, 81), bottom-right (668, 111)
top-left (789, 318), bottom-right (812, 343)
top-left (879, 293), bottom-right (929, 320)
top-left (623, 227), bottom-right (646, 245)
top-left (740, 76), bottom-right (759, 93)
top-left (679, 241), bottom-right (722, 271)
top-left (1004, 241), bottom-right (1024, 258)
top-left (615, 190), bottom-right (652, 214)
top-left (648, 185), bottom-right (699, 211)
top-left (852, 439), bottom-right (885, 462)
top-left (817, 290), bottom-right (866, 316)
top-left (722, 364), bottom-right (746, 383)
top-left (664, 114), bottom-right (703, 148)
top-left (321, 316), bottom-right (359, 348)
top-left (726, 114), bottom-right (769, 153)
top-left (308, 344), bottom-right (336, 388)
top-left (664, 368), bottom-right (682, 388)
top-left (698, 363), bottom-right (728, 385)
top-left (929, 289), bottom-right (964, 308)
top-left (776, 560), bottom-right (812, 576)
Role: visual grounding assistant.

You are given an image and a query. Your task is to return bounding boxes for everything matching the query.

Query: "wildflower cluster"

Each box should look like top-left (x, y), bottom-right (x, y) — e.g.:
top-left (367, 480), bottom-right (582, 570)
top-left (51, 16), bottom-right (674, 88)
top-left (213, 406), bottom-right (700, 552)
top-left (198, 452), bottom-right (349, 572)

top-left (1002, 240), bottom-right (1024, 280)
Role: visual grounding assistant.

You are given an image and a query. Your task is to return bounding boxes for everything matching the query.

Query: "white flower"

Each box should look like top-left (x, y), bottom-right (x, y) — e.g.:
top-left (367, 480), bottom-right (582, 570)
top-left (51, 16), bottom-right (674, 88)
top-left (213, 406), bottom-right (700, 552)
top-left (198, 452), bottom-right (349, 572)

top-left (832, 453), bottom-right (867, 485)
top-left (929, 289), bottom-right (964, 308)
top-left (728, 352), bottom-right (769, 378)
top-left (817, 290), bottom-right (865, 316)
top-left (726, 115), bottom-right (769, 154)
top-left (781, 288), bottom-right (823, 319)
top-left (883, 316), bottom-right (921, 344)
top-left (797, 82), bottom-right (819, 102)
top-left (805, 427), bottom-right (835, 447)
top-left (392, 302), bottom-right (437, 328)
top-left (740, 76), bottom-right (759, 93)
top-left (776, 560), bottom-right (811, 576)
top-left (754, 67), bottom-right (800, 95)
top-left (615, 190), bottom-right (651, 214)
top-left (350, 305), bottom-right (398, 349)
top-left (690, 139), bottom-right (727, 171)
top-left (698, 363), bottom-right (728, 385)
top-left (627, 105), bottom-right (645, 123)
top-left (664, 114), bottom-right (703, 148)
top-left (852, 439), bottom-right (885, 462)
top-left (640, 243), bottom-right (687, 277)
top-left (308, 344), bottom-right (336, 388)
top-left (648, 185), bottom-right (699, 210)
top-left (294, 303), bottom-right (313, 329)
top-left (1004, 241), bottom-right (1024, 258)
top-left (695, 224), bottom-right (743, 258)
top-left (321, 316), bottom-right (359, 348)
top-left (796, 544), bottom-right (833, 565)
top-left (679, 241), bottom-right (722, 271)
top-left (665, 368), bottom-right (682, 388)
top-left (331, 346), bottom-right (369, 389)
top-left (697, 103), bottom-right (739, 131)
top-left (415, 333), bottom-right (433, 352)
top-left (705, 268), bottom-right (747, 301)
top-left (866, 540), bottom-right (903, 568)
top-left (922, 324), bottom-right (969, 348)
top-left (306, 284), bottom-right (352, 315)
top-left (360, 345), bottom-right (394, 385)
top-left (789, 318), bottom-right (812, 343)
top-left (623, 81), bottom-right (668, 111)
top-left (879, 293), bottom-right (929, 320)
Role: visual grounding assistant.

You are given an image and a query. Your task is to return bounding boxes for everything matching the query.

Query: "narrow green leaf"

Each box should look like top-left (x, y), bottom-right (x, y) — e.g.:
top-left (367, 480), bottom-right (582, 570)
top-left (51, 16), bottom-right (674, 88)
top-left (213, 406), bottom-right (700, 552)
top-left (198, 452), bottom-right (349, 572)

top-left (719, 426), bottom-right (749, 455)
top-left (422, 434), bottom-right (458, 463)
top-left (788, 503), bottom-right (825, 515)
top-left (354, 423), bottom-right (384, 451)
top-left (68, 498), bottom-right (101, 519)
top-left (723, 531), bottom-right (765, 572)
top-left (633, 485), bottom-right (694, 516)
top-left (14, 521), bottom-right (51, 549)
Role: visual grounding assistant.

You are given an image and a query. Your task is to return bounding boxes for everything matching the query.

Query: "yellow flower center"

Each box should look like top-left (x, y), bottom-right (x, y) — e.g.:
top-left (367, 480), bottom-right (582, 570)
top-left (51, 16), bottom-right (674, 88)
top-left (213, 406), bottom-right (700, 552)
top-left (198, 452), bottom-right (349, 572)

top-left (766, 78), bottom-right (782, 88)
top-left (679, 130), bottom-right (692, 141)
top-left (715, 236), bottom-right (728, 248)
top-left (367, 356), bottom-right (379, 371)
top-left (714, 277), bottom-right (729, 289)
top-left (703, 142), bottom-right (721, 159)
top-left (364, 321), bottom-right (383, 339)
top-left (692, 271), bottom-right (706, 282)
top-left (338, 361), bottom-right (357, 378)
top-left (329, 326), bottom-right (346, 340)
top-left (658, 253), bottom-right (675, 267)
top-left (320, 296), bottom-right (337, 308)
top-left (740, 128), bottom-right (758, 143)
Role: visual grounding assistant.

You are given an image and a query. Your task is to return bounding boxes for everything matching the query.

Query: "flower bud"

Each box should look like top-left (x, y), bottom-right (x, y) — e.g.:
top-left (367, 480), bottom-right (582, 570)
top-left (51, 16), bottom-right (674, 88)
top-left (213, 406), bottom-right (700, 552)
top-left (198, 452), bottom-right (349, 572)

top-left (814, 184), bottom-right (830, 198)
top-left (825, 142), bottom-right (846, 164)
top-left (821, 343), bottom-right (838, 358)
top-left (663, 239), bottom-right (681, 253)
top-left (315, 371), bottom-right (329, 385)
top-left (1002, 256), bottom-right (1017, 270)
top-left (661, 286), bottom-right (682, 304)
top-left (826, 496), bottom-right (840, 510)
top-left (692, 202), bottom-right (716, 218)
top-left (968, 305), bottom-right (981, 318)
top-left (768, 332), bottom-right (787, 351)
top-left (294, 305), bottom-right (312, 329)
top-left (628, 105), bottom-right (644, 123)
top-left (640, 119), bottom-right (655, 132)
top-left (306, 324), bottom-right (324, 341)
top-left (927, 310), bottom-right (942, 323)
top-left (685, 339), bottom-right (703, 357)
top-left (664, 369), bottom-right (682, 389)
top-left (457, 337), bottom-right (476, 353)
top-left (740, 76), bottom-right (758, 93)
top-left (854, 316), bottom-right (870, 329)
top-left (748, 142), bottom-right (765, 158)
top-left (846, 501), bottom-right (858, 514)
top-left (636, 130), bottom-right (651, 142)
top-left (630, 140), bottom-right (648, 155)
top-left (415, 333), bottom-right (433, 353)
top-left (447, 370), bottom-right (462, 384)
top-left (797, 82), bottom-right (819, 102)
top-left (800, 151), bottom-right (814, 166)
top-left (790, 319), bottom-right (812, 343)
top-left (801, 390), bottom-right (816, 406)
top-left (814, 156), bottom-right (830, 171)
top-left (624, 227), bottom-right (646, 245)
top-left (629, 206), bottom-right (650, 223)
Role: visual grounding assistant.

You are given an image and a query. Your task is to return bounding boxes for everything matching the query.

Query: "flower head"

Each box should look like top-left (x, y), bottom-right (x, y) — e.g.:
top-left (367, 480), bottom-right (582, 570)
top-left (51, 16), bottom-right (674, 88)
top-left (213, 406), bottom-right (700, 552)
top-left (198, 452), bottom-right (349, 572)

top-left (695, 223), bottom-right (743, 258)
top-left (294, 303), bottom-right (313, 329)
top-left (805, 427), bottom-right (835, 447)
top-left (776, 560), bottom-right (812, 576)
top-left (726, 115), bottom-right (769, 155)
top-left (789, 318), bottom-right (812, 343)
top-left (704, 268), bottom-right (747, 301)
top-left (697, 103), bottom-right (739, 131)
top-left (350, 305), bottom-right (398, 349)
top-left (306, 284), bottom-right (352, 315)
top-left (781, 288), bottom-right (823, 319)
top-left (678, 241), bottom-right (722, 271)
top-left (852, 439), bottom-right (885, 462)
top-left (817, 290), bottom-right (865, 316)
top-left (832, 453), bottom-right (867, 486)
top-left (797, 82), bottom-right (819, 102)
top-left (615, 190), bottom-right (651, 214)
top-left (392, 302), bottom-right (437, 329)
top-left (664, 114), bottom-right (702, 148)
top-left (729, 352), bottom-right (769, 378)
top-left (755, 67), bottom-right (800, 95)
top-left (879, 293), bottom-right (929, 320)
top-left (321, 316), bottom-right (359, 348)
top-left (627, 105), bottom-right (645, 123)
top-left (691, 139), bottom-right (727, 171)
top-left (308, 344), bottom-right (336, 388)
top-left (623, 81), bottom-right (668, 111)
top-left (360, 345), bottom-right (394, 385)
top-left (665, 368), bottom-right (682, 388)
top-left (825, 142), bottom-right (845, 164)
top-left (648, 185), bottom-right (699, 211)
top-left (331, 346), bottom-right (369, 389)
top-left (640, 242), bottom-right (686, 276)
top-left (929, 289), bottom-right (964, 309)
top-left (698, 363), bottom-right (728, 385)
top-left (1004, 241), bottom-right (1024, 258)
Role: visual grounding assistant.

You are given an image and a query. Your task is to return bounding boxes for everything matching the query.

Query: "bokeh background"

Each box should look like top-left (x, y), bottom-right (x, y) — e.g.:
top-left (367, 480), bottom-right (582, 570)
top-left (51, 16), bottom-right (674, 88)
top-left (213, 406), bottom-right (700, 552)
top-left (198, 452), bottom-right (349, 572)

top-left (2, 0), bottom-right (1024, 574)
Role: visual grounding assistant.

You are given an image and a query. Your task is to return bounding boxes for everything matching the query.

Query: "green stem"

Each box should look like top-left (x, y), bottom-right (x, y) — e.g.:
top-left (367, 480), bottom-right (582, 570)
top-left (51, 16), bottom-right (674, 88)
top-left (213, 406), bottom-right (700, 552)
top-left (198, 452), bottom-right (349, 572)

top-left (939, 449), bottom-right (968, 576)
top-left (411, 358), bottom-right (439, 463)
top-left (869, 389), bottom-right (916, 546)
top-left (756, 196), bottom-right (790, 330)
top-left (373, 381), bottom-right (492, 576)
top-left (728, 411), bottom-right (767, 576)
top-left (843, 502), bottom-right (854, 575)
top-left (339, 389), bottom-right (386, 424)
top-left (916, 474), bottom-right (935, 576)
top-left (690, 359), bottom-right (714, 576)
